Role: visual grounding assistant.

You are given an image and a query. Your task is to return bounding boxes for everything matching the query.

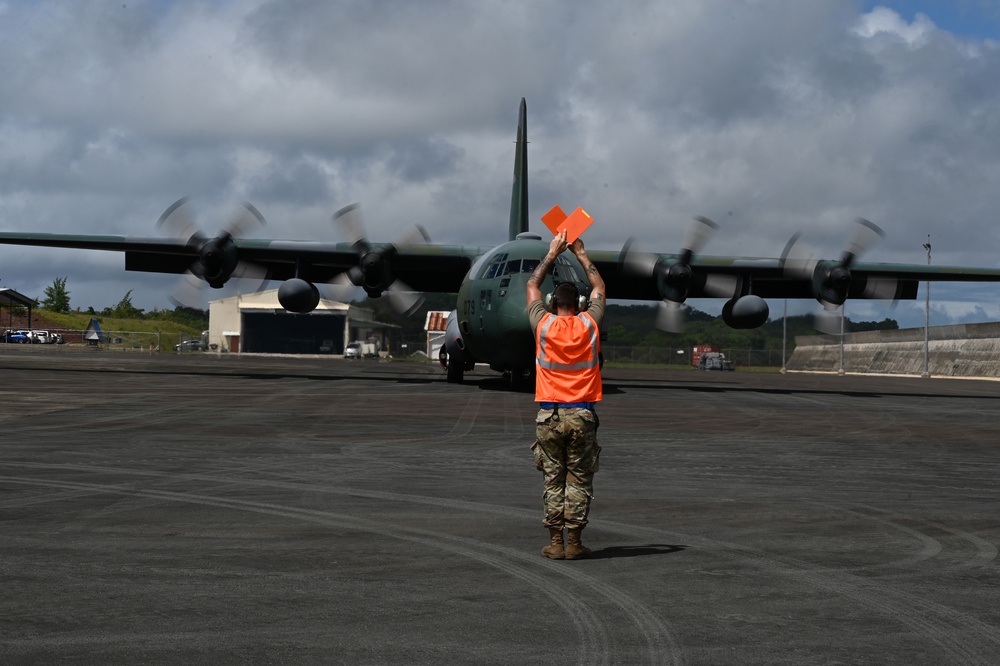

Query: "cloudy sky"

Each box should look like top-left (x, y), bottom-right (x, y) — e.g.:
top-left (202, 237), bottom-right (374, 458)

top-left (3, 0), bottom-right (1000, 328)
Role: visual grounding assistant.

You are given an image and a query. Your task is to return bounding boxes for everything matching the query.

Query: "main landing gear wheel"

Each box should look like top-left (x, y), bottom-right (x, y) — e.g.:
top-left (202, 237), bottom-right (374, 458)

top-left (508, 368), bottom-right (534, 392)
top-left (446, 357), bottom-right (464, 384)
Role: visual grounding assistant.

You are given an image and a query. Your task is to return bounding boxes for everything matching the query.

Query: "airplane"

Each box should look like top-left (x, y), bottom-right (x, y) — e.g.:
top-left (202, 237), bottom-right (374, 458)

top-left (4, 98), bottom-right (1000, 389)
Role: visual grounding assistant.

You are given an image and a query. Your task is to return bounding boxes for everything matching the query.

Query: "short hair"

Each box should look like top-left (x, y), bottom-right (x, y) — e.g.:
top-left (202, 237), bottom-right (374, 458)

top-left (553, 282), bottom-right (581, 311)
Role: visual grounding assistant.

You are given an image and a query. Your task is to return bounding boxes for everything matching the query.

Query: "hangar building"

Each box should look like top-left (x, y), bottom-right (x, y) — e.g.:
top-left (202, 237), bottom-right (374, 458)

top-left (208, 290), bottom-right (394, 355)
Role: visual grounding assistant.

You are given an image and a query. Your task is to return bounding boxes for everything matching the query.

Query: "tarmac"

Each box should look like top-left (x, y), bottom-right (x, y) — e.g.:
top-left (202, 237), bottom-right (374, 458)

top-left (2, 346), bottom-right (1000, 664)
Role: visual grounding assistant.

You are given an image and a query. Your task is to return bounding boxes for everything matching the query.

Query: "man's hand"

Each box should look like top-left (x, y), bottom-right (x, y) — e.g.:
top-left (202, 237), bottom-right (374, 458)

top-left (570, 234), bottom-right (605, 306)
top-left (548, 229), bottom-right (569, 258)
top-left (528, 229), bottom-right (568, 303)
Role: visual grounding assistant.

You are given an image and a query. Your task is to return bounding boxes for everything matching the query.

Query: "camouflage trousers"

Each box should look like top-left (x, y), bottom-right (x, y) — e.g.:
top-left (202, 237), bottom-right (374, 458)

top-left (532, 407), bottom-right (601, 530)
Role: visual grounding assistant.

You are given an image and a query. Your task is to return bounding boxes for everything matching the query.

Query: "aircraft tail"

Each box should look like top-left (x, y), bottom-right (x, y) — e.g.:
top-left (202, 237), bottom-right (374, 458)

top-left (508, 98), bottom-right (528, 241)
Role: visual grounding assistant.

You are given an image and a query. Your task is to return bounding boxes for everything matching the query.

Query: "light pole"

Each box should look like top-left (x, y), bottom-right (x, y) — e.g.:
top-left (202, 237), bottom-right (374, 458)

top-left (922, 235), bottom-right (931, 378)
top-left (838, 302), bottom-right (845, 376)
top-left (781, 298), bottom-right (787, 374)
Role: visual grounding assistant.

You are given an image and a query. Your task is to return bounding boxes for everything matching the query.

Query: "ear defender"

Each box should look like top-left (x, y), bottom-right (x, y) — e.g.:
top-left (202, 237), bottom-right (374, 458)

top-left (543, 290), bottom-right (589, 312)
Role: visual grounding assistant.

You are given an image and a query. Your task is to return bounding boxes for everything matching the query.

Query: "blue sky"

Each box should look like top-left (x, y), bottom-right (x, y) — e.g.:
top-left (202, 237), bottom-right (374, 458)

top-left (865, 0), bottom-right (1000, 39)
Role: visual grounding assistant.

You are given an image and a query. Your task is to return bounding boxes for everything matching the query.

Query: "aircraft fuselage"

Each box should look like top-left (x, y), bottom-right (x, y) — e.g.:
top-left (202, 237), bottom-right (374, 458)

top-left (455, 234), bottom-right (591, 374)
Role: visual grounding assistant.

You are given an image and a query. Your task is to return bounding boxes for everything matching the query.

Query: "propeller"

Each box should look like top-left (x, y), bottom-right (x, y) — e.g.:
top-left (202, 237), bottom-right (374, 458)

top-left (157, 197), bottom-right (269, 308)
top-left (322, 203), bottom-right (428, 317)
top-left (781, 217), bottom-right (897, 334)
top-left (621, 215), bottom-right (735, 332)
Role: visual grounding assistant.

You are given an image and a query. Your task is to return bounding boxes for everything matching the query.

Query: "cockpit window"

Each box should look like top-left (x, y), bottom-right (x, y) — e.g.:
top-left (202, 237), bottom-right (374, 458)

top-left (503, 259), bottom-right (521, 275)
top-left (552, 256), bottom-right (581, 282)
top-left (480, 252), bottom-right (509, 280)
top-left (521, 259), bottom-right (539, 273)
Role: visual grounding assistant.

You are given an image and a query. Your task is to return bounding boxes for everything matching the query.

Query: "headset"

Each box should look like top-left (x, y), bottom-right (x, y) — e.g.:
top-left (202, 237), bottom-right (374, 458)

top-left (544, 283), bottom-right (589, 312)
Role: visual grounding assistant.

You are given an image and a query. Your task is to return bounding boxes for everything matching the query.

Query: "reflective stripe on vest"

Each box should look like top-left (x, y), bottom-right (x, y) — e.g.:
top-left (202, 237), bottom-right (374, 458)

top-left (536, 312), bottom-right (599, 371)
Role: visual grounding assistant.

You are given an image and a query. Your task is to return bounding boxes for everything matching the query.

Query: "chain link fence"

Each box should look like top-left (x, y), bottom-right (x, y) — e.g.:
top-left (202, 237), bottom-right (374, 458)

top-left (0, 328), bottom-right (170, 352)
top-left (602, 346), bottom-right (787, 368)
top-left (93, 330), bottom-right (165, 352)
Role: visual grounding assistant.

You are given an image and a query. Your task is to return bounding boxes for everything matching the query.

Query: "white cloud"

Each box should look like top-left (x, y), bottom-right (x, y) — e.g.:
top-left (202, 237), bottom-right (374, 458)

top-left (854, 7), bottom-right (937, 46)
top-left (2, 0), bottom-right (1000, 324)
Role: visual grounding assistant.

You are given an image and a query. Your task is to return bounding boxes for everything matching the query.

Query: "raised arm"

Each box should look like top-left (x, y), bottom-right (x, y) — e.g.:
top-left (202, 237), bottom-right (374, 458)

top-left (527, 229), bottom-right (568, 304)
top-left (570, 237), bottom-right (605, 307)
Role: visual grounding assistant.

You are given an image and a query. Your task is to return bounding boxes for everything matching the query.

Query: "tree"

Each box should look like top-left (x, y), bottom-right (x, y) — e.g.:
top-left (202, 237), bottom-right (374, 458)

top-left (41, 277), bottom-right (71, 313)
top-left (108, 290), bottom-right (144, 319)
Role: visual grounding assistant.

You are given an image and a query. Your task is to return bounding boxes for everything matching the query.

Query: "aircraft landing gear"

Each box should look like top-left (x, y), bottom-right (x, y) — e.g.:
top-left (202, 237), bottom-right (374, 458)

top-left (447, 356), bottom-right (464, 383)
top-left (508, 368), bottom-right (534, 392)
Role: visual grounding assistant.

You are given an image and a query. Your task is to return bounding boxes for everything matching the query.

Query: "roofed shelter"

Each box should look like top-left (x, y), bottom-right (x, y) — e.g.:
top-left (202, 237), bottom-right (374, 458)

top-left (0, 288), bottom-right (39, 332)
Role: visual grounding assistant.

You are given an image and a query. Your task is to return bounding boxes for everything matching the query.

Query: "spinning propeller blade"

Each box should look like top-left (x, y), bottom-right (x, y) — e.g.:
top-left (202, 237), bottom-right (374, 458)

top-left (157, 197), bottom-right (268, 308)
top-left (621, 215), bottom-right (723, 332)
top-left (328, 203), bottom-right (429, 316)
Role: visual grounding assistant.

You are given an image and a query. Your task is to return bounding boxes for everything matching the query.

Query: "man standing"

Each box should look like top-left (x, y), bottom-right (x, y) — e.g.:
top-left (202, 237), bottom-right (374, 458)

top-left (526, 229), bottom-right (606, 560)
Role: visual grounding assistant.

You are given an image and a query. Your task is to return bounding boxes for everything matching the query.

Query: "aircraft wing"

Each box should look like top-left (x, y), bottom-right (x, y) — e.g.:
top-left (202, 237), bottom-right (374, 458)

top-left (588, 250), bottom-right (1000, 302)
top-left (0, 232), bottom-right (484, 294)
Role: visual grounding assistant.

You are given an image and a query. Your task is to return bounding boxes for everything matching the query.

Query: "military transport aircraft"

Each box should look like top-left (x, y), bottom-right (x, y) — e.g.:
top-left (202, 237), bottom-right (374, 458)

top-left (3, 98), bottom-right (1000, 387)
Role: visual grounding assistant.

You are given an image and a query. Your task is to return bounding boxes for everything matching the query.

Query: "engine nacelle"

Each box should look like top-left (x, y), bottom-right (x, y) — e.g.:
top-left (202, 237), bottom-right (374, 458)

top-left (722, 295), bottom-right (769, 329)
top-left (816, 262), bottom-right (852, 306)
top-left (442, 310), bottom-right (476, 370)
top-left (278, 278), bottom-right (320, 313)
top-left (199, 236), bottom-right (240, 288)
top-left (358, 250), bottom-right (393, 297)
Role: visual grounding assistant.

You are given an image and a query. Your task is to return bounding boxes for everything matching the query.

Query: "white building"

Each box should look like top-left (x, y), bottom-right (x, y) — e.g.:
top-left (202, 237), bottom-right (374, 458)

top-left (208, 290), bottom-right (395, 355)
top-left (424, 310), bottom-right (451, 361)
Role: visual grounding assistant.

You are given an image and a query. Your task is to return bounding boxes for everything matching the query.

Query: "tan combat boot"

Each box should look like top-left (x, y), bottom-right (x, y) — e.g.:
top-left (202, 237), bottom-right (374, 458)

top-left (541, 527), bottom-right (565, 559)
top-left (565, 527), bottom-right (591, 560)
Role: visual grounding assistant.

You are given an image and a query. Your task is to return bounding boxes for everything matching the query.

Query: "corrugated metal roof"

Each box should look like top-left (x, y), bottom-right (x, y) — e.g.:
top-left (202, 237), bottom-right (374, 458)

top-left (0, 288), bottom-right (38, 308)
top-left (424, 310), bottom-right (451, 332)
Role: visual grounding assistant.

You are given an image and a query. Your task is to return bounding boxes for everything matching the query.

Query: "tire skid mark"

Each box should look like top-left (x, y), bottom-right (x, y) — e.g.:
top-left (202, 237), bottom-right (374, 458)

top-left (851, 503), bottom-right (998, 572)
top-left (1, 466), bottom-right (680, 665)
top-left (337, 392), bottom-right (489, 462)
top-left (446, 392), bottom-right (487, 439)
top-left (0, 488), bottom-right (96, 510)
top-left (0, 476), bottom-right (616, 666)
top-left (16, 458), bottom-right (1000, 662)
top-left (803, 502), bottom-right (943, 572)
top-left (503, 392), bottom-right (531, 438)
top-left (595, 517), bottom-right (1000, 666)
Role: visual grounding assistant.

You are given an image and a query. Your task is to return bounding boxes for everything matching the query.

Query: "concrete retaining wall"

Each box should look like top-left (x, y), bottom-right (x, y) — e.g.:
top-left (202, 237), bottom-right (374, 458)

top-left (788, 322), bottom-right (1000, 377)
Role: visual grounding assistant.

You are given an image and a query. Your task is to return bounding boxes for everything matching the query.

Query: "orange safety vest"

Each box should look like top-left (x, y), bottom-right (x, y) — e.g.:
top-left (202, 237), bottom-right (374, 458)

top-left (534, 311), bottom-right (602, 403)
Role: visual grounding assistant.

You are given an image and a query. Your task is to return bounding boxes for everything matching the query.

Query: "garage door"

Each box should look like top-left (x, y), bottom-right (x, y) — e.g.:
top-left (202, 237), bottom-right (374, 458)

top-left (241, 312), bottom-right (345, 354)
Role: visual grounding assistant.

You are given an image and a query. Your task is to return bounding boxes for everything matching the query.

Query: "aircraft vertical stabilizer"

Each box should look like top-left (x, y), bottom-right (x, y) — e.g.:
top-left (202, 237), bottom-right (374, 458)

top-left (508, 98), bottom-right (528, 241)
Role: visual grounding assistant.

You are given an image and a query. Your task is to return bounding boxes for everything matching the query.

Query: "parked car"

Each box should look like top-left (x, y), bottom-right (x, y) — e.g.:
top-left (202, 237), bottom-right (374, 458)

top-left (31, 330), bottom-right (55, 344)
top-left (344, 342), bottom-right (362, 359)
top-left (1, 330), bottom-right (31, 343)
top-left (174, 339), bottom-right (207, 352)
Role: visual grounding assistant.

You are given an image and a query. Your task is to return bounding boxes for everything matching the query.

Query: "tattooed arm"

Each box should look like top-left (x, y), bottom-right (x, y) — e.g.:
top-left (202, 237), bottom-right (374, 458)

top-left (570, 237), bottom-right (605, 307)
top-left (526, 229), bottom-right (568, 304)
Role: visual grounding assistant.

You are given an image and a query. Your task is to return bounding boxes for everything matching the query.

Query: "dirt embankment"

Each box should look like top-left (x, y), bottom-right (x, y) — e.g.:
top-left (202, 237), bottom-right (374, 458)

top-left (2, 312), bottom-right (89, 343)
